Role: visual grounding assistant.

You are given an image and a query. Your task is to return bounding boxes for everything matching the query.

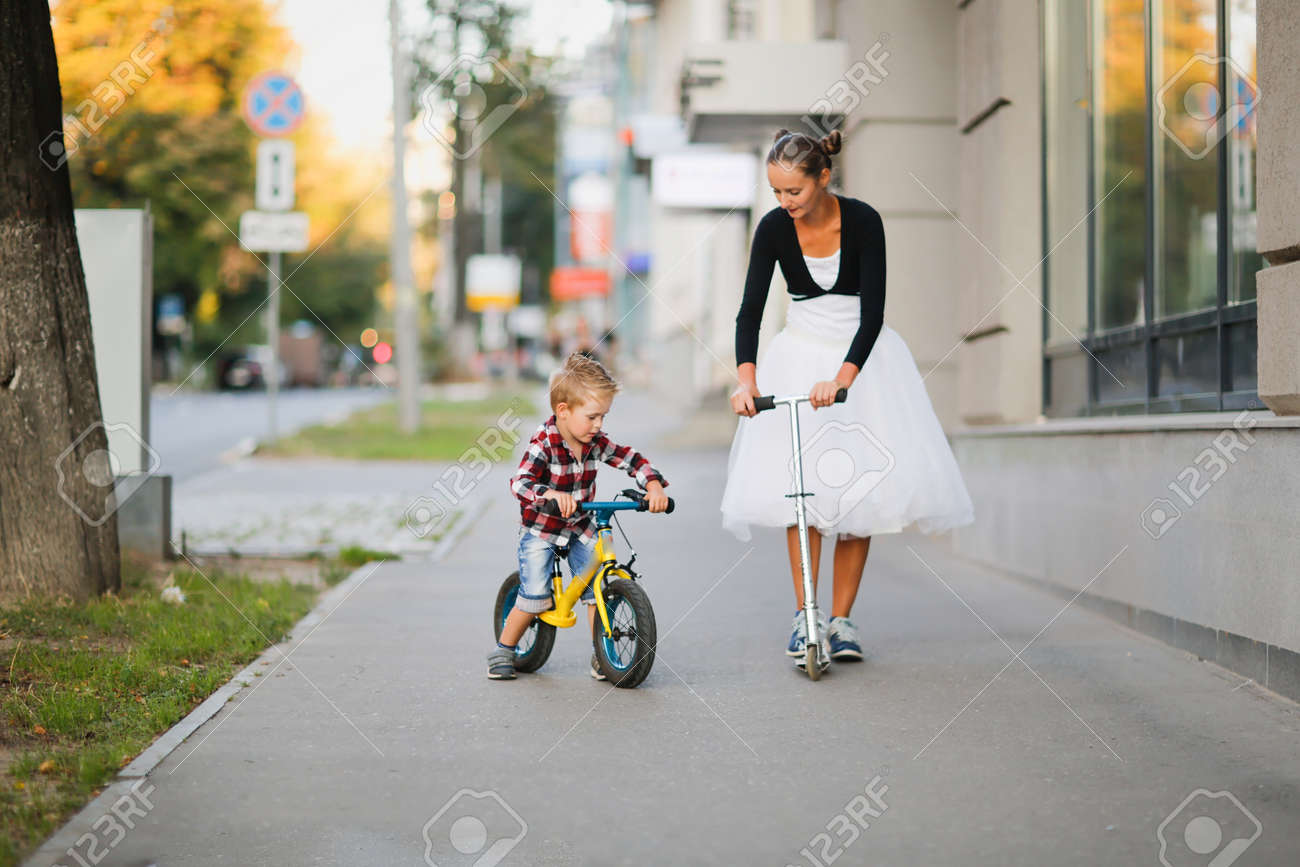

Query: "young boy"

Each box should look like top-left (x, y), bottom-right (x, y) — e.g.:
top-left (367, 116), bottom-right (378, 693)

top-left (489, 352), bottom-right (670, 680)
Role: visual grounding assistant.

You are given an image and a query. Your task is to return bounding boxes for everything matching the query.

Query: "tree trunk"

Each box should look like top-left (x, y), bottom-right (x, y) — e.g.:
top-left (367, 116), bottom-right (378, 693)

top-left (0, 2), bottom-right (121, 599)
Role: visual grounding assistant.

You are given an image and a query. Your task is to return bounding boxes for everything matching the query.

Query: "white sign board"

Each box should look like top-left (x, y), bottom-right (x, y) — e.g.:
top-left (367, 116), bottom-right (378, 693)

top-left (255, 140), bottom-right (295, 211)
top-left (629, 113), bottom-right (687, 158)
top-left (466, 253), bottom-right (522, 310)
top-left (239, 210), bottom-right (309, 252)
top-left (507, 305), bottom-right (546, 339)
top-left (651, 150), bottom-right (758, 208)
top-left (74, 209), bottom-right (153, 476)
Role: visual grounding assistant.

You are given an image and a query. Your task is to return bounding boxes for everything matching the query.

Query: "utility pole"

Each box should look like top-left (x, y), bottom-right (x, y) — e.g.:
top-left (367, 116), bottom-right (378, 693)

top-left (390, 0), bottom-right (420, 432)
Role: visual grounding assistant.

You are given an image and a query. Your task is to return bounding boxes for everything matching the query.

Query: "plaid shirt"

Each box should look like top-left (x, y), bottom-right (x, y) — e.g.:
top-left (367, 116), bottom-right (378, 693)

top-left (510, 415), bottom-right (668, 545)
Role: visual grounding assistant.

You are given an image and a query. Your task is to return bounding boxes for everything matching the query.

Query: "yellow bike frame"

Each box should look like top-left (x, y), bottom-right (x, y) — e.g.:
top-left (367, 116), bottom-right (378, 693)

top-left (537, 524), bottom-right (626, 638)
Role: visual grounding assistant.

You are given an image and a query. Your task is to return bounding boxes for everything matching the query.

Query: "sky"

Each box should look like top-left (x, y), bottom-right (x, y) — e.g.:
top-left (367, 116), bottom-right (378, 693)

top-left (276, 0), bottom-right (614, 155)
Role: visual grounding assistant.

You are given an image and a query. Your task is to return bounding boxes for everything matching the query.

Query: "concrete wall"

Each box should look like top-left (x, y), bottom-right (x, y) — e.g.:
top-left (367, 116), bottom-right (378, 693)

top-left (951, 416), bottom-right (1300, 655)
top-left (835, 0), bottom-right (964, 429)
top-left (953, 0), bottom-right (1043, 425)
top-left (1255, 0), bottom-right (1300, 414)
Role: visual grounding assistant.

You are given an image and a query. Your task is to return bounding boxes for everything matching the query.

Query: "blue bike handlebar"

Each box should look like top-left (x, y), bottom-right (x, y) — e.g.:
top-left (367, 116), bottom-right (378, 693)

top-left (537, 490), bottom-right (675, 517)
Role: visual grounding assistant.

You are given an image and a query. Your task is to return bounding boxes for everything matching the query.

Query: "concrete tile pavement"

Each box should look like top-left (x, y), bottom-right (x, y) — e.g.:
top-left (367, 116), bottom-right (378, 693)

top-left (29, 391), bottom-right (1300, 866)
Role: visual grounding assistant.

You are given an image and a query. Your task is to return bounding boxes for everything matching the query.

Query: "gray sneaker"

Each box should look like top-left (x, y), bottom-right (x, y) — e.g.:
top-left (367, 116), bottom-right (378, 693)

top-left (487, 647), bottom-right (517, 680)
top-left (590, 652), bottom-right (607, 681)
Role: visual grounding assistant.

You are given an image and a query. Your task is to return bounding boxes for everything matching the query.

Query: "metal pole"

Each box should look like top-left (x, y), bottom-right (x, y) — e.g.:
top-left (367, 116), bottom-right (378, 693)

top-left (390, 0), bottom-right (420, 432)
top-left (786, 402), bottom-right (818, 640)
top-left (267, 250), bottom-right (281, 441)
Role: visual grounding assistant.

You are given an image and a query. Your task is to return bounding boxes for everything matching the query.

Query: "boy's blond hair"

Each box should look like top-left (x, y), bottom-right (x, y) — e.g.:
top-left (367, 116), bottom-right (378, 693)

top-left (549, 352), bottom-right (620, 411)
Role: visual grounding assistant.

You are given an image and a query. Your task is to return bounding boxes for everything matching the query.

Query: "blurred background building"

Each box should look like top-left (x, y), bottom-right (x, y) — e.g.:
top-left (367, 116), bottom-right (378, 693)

top-left (564, 0), bottom-right (1297, 694)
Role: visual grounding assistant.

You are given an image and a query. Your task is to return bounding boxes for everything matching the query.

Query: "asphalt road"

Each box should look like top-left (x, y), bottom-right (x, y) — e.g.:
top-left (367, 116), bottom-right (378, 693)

top-left (31, 393), bottom-right (1300, 865)
top-left (149, 387), bottom-right (392, 481)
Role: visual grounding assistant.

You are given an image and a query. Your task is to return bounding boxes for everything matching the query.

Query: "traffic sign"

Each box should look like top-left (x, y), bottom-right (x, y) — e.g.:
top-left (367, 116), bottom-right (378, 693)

top-left (255, 140), bottom-right (295, 211)
top-left (239, 210), bottom-right (309, 252)
top-left (466, 254), bottom-right (522, 311)
top-left (242, 71), bottom-right (305, 137)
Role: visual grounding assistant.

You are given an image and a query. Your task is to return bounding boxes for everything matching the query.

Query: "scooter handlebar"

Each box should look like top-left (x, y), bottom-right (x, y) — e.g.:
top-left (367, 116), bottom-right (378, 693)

top-left (752, 388), bottom-right (847, 413)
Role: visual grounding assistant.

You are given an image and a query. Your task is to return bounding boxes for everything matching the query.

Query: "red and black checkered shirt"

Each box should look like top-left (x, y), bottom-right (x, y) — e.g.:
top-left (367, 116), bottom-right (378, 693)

top-left (510, 415), bottom-right (668, 545)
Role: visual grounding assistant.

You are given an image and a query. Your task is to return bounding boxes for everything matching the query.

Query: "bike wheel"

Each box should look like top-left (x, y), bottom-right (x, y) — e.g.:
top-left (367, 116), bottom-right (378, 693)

top-left (493, 571), bottom-right (556, 673)
top-left (592, 577), bottom-right (656, 688)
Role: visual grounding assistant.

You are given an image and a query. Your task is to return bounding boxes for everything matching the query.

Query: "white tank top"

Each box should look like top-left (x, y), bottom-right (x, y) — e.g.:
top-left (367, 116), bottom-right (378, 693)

top-left (803, 248), bottom-right (840, 291)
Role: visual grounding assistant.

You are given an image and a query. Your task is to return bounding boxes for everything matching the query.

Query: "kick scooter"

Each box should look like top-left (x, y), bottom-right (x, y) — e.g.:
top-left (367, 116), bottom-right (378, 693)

top-left (752, 387), bottom-right (847, 680)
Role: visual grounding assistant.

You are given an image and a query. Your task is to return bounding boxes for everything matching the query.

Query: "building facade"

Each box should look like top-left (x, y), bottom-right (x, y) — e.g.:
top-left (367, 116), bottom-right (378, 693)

top-left (620, 0), bottom-right (1297, 697)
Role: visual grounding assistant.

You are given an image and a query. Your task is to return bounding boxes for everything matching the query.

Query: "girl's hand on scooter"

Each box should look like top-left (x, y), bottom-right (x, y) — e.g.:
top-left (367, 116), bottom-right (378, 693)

top-left (542, 490), bottom-right (578, 518)
top-left (809, 379), bottom-right (844, 409)
top-left (730, 381), bottom-right (761, 417)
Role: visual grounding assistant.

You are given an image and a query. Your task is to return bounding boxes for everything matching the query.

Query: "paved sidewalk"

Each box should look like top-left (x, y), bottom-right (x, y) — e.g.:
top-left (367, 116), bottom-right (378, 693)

top-left (29, 393), bottom-right (1300, 866)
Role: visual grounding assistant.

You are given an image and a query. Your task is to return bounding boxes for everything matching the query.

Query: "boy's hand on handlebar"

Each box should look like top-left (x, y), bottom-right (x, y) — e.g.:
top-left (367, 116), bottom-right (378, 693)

top-left (730, 382), bottom-right (761, 417)
top-left (541, 490), bottom-right (577, 518)
top-left (809, 379), bottom-right (845, 409)
top-left (644, 480), bottom-right (669, 513)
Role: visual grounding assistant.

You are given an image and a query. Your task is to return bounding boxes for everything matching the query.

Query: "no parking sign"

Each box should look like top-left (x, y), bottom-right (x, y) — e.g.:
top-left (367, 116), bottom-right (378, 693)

top-left (242, 71), bottom-right (305, 137)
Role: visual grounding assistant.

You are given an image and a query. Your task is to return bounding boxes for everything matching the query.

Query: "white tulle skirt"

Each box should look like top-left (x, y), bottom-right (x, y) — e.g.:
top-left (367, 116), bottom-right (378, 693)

top-left (720, 294), bottom-right (975, 541)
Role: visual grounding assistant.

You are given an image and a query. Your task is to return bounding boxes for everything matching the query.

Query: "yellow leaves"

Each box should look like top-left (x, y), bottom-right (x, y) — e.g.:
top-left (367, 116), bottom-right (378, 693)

top-left (52, 0), bottom-right (296, 118)
top-left (196, 289), bottom-right (220, 324)
top-left (33, 725), bottom-right (47, 736)
top-left (38, 760), bottom-right (57, 774)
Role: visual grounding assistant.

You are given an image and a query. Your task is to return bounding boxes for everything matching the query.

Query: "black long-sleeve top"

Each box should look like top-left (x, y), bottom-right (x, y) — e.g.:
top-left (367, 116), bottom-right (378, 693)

top-left (734, 194), bottom-right (886, 370)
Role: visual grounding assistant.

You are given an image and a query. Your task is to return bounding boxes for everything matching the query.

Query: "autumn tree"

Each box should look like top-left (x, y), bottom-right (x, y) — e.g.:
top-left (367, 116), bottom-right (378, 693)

top-left (52, 0), bottom-right (388, 363)
top-left (0, 2), bottom-right (120, 599)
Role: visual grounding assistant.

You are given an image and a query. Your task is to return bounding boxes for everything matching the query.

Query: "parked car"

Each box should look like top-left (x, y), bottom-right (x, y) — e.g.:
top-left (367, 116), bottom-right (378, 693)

top-left (215, 347), bottom-right (263, 390)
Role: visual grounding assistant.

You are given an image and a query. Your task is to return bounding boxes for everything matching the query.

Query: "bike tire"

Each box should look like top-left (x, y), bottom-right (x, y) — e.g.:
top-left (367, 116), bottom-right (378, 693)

top-left (592, 578), bottom-right (657, 688)
top-left (493, 571), bottom-right (556, 673)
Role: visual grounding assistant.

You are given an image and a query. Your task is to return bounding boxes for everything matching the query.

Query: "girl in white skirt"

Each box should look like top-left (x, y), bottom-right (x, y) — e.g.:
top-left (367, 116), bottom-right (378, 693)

top-left (722, 128), bottom-right (974, 666)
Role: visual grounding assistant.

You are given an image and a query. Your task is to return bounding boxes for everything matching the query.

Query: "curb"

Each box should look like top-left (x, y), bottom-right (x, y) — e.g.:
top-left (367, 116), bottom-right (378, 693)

top-left (21, 512), bottom-right (485, 867)
top-left (21, 562), bottom-right (376, 867)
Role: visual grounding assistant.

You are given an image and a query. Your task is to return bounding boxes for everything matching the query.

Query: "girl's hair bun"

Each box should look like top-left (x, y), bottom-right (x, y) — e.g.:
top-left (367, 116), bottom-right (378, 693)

top-left (773, 128), bottom-right (793, 143)
top-left (819, 130), bottom-right (842, 156)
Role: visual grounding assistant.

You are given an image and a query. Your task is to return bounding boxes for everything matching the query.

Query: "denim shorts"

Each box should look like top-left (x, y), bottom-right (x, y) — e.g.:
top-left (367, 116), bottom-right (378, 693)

top-left (513, 527), bottom-right (598, 614)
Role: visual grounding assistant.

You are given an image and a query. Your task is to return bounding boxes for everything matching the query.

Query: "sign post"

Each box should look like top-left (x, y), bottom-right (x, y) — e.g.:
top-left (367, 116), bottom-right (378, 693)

top-left (240, 71), bottom-right (306, 442)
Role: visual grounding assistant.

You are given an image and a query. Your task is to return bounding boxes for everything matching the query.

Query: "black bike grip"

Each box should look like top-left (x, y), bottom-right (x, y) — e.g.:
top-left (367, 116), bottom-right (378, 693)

top-left (753, 395), bottom-right (775, 412)
top-left (834, 387), bottom-right (848, 403)
top-left (638, 496), bottom-right (675, 514)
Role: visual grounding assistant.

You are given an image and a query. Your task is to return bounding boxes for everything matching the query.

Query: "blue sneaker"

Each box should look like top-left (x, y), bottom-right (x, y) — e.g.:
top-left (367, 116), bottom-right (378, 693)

top-left (786, 612), bottom-right (808, 657)
top-left (789, 612), bottom-right (830, 664)
top-left (828, 616), bottom-right (863, 661)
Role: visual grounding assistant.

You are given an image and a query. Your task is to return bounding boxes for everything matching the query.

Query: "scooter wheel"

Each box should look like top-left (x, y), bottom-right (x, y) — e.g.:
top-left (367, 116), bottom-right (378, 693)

top-left (805, 644), bottom-right (823, 681)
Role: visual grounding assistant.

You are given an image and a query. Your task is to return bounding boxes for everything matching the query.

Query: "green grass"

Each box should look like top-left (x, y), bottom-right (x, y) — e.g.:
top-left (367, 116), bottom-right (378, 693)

top-left (335, 546), bottom-right (401, 569)
top-left (260, 392), bottom-right (537, 461)
top-left (0, 569), bottom-right (319, 866)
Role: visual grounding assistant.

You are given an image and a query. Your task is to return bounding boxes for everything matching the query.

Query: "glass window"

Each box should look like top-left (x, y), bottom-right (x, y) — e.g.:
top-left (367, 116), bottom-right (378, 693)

top-left (1045, 0), bottom-right (1091, 344)
top-left (1093, 0), bottom-right (1147, 331)
top-left (1227, 0), bottom-right (1262, 303)
top-left (1156, 329), bottom-right (1218, 395)
top-left (1152, 0), bottom-right (1219, 319)
top-left (1042, 0), bottom-right (1258, 416)
top-left (1096, 342), bottom-right (1147, 403)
